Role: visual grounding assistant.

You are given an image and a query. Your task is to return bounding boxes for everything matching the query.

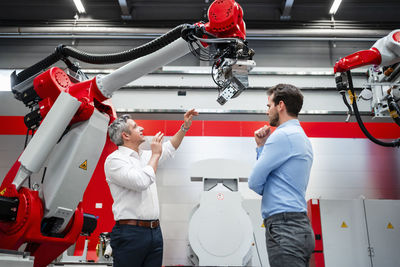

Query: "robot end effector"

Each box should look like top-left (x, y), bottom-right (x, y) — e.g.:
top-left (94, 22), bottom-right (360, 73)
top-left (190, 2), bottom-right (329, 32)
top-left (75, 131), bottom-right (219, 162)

top-left (181, 0), bottom-right (256, 105)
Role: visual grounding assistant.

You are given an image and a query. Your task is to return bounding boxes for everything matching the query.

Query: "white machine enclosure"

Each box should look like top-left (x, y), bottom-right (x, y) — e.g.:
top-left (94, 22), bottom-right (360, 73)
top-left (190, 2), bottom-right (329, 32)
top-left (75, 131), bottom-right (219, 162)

top-left (363, 199), bottom-right (400, 267)
top-left (188, 159), bottom-right (254, 266)
top-left (318, 199), bottom-right (400, 267)
top-left (188, 189), bottom-right (254, 266)
top-left (42, 109), bottom-right (109, 233)
top-left (319, 199), bottom-right (371, 267)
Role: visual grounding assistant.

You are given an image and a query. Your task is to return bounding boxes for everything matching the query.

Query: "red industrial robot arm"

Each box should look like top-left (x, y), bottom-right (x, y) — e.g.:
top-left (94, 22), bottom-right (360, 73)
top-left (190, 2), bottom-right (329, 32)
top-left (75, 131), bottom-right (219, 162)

top-left (334, 30), bottom-right (400, 73)
top-left (333, 30), bottom-right (400, 147)
top-left (0, 1), bottom-right (255, 267)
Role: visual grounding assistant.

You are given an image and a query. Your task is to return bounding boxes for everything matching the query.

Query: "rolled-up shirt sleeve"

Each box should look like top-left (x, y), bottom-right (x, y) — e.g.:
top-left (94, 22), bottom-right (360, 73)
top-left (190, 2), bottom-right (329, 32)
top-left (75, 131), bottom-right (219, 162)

top-left (105, 157), bottom-right (155, 192)
top-left (158, 140), bottom-right (177, 165)
top-left (248, 131), bottom-right (291, 195)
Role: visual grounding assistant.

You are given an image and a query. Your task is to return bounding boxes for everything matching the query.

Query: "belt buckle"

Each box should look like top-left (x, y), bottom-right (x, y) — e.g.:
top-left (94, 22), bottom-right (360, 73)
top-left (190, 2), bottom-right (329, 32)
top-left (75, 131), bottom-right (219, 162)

top-left (150, 220), bottom-right (157, 228)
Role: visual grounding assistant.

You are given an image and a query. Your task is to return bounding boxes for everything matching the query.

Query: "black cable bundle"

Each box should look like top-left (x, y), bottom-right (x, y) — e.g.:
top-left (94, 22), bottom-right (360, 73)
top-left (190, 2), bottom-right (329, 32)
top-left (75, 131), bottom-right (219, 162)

top-left (346, 71), bottom-right (400, 147)
top-left (14, 24), bottom-right (188, 85)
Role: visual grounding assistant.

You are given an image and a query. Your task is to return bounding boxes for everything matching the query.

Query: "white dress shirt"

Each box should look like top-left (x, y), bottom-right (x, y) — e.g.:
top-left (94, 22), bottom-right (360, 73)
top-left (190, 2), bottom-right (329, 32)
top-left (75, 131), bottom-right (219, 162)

top-left (104, 140), bottom-right (176, 221)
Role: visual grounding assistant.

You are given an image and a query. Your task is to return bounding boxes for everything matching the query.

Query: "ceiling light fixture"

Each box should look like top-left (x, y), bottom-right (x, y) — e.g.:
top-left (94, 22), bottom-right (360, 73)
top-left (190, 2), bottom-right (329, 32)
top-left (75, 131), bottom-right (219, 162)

top-left (73, 0), bottom-right (86, 14)
top-left (329, 0), bottom-right (343, 15)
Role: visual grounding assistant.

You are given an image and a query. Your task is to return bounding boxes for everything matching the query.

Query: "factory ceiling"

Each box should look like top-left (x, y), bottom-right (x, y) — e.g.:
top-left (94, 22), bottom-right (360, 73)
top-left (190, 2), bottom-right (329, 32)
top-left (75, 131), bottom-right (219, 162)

top-left (0, 0), bottom-right (399, 30)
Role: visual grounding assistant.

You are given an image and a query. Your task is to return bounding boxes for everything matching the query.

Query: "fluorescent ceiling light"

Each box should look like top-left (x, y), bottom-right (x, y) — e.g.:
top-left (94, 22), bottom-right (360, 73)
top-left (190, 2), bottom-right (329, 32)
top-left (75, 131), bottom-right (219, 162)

top-left (329, 0), bottom-right (343, 15)
top-left (73, 0), bottom-right (86, 14)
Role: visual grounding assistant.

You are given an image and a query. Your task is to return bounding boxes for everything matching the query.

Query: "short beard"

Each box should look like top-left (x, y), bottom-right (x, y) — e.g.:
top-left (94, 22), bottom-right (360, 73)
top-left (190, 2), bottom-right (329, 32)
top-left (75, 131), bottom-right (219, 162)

top-left (269, 113), bottom-right (279, 127)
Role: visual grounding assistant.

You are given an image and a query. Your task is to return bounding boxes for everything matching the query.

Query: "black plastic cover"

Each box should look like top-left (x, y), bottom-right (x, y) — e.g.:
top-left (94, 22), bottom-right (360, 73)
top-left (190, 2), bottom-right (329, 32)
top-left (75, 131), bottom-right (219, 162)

top-left (0, 196), bottom-right (19, 222)
top-left (82, 213), bottom-right (98, 236)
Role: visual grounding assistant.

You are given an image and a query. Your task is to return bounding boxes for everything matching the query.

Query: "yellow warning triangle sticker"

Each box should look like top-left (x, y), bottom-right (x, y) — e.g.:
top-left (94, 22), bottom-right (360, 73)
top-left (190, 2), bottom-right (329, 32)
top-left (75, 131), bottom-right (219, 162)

top-left (79, 160), bottom-right (88, 170)
top-left (261, 223), bottom-right (265, 228)
top-left (0, 188), bottom-right (6, 195)
top-left (387, 222), bottom-right (394, 229)
top-left (341, 221), bottom-right (348, 228)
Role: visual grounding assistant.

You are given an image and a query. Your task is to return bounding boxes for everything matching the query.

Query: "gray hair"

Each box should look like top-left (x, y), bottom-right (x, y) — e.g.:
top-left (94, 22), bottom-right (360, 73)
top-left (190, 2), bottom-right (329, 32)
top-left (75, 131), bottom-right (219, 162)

top-left (108, 114), bottom-right (132, 146)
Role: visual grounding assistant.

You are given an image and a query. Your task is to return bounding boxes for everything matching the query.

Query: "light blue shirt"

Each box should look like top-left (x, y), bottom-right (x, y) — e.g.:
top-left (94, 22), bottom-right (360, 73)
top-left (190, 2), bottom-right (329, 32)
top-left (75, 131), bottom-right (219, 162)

top-left (248, 119), bottom-right (313, 219)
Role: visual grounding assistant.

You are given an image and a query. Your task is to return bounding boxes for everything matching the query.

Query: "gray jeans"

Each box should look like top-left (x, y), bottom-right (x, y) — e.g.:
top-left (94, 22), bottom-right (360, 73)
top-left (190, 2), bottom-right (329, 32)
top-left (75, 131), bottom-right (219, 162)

top-left (264, 212), bottom-right (315, 267)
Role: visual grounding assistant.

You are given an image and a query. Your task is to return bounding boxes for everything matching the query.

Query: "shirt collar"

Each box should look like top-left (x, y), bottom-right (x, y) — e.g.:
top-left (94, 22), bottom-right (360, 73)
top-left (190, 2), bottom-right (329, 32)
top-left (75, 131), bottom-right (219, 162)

top-left (277, 119), bottom-right (300, 130)
top-left (118, 145), bottom-right (142, 158)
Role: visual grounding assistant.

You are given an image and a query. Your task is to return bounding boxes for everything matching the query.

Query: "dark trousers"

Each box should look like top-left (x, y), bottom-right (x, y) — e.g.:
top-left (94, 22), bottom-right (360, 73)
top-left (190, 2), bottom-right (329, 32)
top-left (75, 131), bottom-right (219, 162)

top-left (110, 224), bottom-right (163, 267)
top-left (264, 212), bottom-right (315, 267)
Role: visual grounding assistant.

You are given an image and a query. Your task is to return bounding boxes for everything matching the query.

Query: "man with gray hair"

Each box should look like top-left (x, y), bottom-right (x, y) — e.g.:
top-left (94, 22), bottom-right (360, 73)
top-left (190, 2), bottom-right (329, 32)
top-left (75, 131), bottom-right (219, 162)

top-left (104, 109), bottom-right (198, 267)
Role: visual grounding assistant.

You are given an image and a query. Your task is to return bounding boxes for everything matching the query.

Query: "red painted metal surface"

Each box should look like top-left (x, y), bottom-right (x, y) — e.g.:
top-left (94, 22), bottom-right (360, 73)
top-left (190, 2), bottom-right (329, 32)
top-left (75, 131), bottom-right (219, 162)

top-left (0, 137), bottom-right (117, 265)
top-left (31, 67), bottom-right (115, 126)
top-left (34, 68), bottom-right (70, 103)
top-left (392, 31), bottom-right (400, 42)
top-left (204, 0), bottom-right (246, 40)
top-left (0, 185), bottom-right (84, 267)
top-left (307, 199), bottom-right (325, 267)
top-left (334, 48), bottom-right (382, 73)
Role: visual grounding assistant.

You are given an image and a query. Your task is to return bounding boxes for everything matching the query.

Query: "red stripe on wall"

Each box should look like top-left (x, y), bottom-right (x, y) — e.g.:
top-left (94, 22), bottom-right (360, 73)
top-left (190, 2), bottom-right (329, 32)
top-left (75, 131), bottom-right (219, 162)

top-left (301, 122), bottom-right (399, 139)
top-left (1, 116), bottom-right (399, 138)
top-left (0, 116), bottom-right (27, 135)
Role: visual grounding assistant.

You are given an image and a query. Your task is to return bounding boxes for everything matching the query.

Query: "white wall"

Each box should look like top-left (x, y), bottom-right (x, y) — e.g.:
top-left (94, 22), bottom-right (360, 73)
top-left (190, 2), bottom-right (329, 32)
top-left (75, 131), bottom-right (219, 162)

top-left (151, 136), bottom-right (400, 265)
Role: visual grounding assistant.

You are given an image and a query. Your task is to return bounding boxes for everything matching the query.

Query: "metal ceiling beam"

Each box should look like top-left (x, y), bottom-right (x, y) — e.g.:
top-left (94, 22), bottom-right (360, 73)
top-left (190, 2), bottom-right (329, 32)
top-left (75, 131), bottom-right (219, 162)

top-left (280, 0), bottom-right (294, 21)
top-left (0, 20), bottom-right (397, 29)
top-left (118, 0), bottom-right (132, 20)
top-left (0, 26), bottom-right (391, 41)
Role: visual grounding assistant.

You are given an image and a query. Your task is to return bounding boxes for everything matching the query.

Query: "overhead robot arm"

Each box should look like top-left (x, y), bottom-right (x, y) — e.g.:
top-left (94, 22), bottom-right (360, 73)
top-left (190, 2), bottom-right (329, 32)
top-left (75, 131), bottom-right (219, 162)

top-left (334, 30), bottom-right (400, 147)
top-left (0, 1), bottom-right (255, 266)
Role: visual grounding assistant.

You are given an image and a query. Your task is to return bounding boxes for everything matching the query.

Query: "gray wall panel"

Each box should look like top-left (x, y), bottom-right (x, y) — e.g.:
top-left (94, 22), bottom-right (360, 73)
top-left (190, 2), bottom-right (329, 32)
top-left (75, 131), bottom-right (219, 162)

top-left (249, 40), bottom-right (333, 67)
top-left (0, 135), bottom-right (25, 151)
top-left (0, 92), bottom-right (27, 116)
